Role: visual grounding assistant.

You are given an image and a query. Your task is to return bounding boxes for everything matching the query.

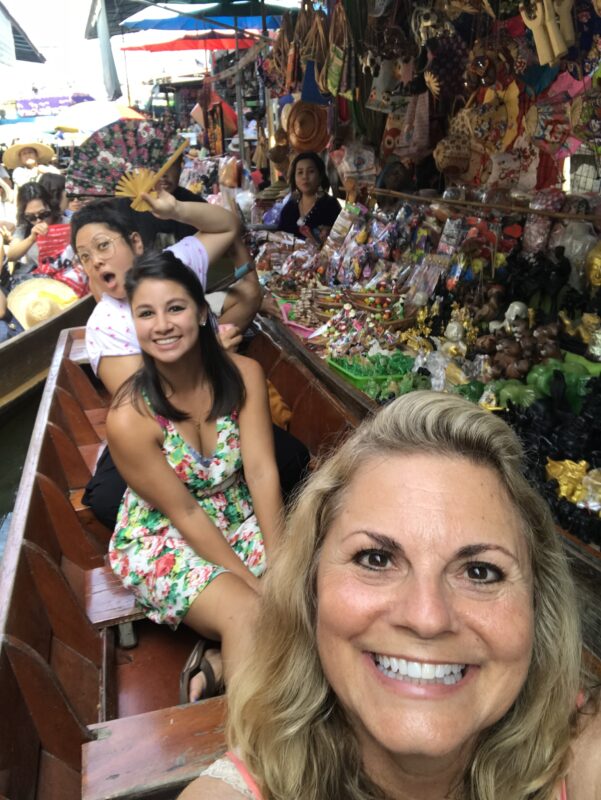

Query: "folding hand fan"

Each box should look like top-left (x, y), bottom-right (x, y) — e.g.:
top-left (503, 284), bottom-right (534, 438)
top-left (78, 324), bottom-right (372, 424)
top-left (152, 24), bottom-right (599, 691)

top-left (114, 138), bottom-right (189, 211)
top-left (65, 119), bottom-right (186, 199)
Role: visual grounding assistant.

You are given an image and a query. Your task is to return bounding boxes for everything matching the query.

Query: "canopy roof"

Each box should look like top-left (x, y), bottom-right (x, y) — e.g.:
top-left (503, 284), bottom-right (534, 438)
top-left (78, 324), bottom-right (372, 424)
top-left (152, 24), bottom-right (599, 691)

top-left (86, 1), bottom-right (293, 39)
top-left (122, 31), bottom-right (257, 51)
top-left (0, 1), bottom-right (44, 62)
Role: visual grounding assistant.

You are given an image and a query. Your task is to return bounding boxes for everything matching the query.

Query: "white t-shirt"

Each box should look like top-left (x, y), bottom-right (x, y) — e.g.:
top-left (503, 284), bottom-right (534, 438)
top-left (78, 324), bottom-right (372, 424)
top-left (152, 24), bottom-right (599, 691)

top-left (85, 235), bottom-right (208, 375)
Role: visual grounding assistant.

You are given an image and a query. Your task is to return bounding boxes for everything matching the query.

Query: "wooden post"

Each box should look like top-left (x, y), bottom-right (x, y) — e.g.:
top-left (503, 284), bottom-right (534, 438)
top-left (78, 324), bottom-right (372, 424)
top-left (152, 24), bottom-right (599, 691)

top-left (234, 17), bottom-right (248, 169)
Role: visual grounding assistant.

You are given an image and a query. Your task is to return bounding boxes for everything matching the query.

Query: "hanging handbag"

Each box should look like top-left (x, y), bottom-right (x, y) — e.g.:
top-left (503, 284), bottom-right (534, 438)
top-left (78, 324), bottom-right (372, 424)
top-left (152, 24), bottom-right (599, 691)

top-left (320, 2), bottom-right (348, 97)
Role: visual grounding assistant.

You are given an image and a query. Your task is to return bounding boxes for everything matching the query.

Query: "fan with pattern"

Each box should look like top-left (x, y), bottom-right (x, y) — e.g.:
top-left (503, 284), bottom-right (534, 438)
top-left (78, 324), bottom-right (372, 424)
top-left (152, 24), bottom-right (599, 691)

top-left (65, 119), bottom-right (188, 208)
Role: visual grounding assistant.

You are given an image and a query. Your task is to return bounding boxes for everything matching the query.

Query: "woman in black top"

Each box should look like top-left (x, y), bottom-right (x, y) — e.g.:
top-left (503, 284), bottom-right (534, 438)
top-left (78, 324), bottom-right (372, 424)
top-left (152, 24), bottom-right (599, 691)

top-left (278, 152), bottom-right (340, 244)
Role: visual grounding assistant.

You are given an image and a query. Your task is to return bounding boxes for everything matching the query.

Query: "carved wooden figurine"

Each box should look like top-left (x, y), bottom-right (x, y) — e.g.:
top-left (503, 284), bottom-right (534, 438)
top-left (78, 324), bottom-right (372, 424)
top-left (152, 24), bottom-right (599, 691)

top-left (520, 0), bottom-right (554, 65)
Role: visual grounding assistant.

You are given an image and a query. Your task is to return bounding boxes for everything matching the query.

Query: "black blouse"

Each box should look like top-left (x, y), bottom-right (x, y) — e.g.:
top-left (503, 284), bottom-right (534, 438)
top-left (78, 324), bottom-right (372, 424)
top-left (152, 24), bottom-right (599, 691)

top-left (278, 193), bottom-right (341, 239)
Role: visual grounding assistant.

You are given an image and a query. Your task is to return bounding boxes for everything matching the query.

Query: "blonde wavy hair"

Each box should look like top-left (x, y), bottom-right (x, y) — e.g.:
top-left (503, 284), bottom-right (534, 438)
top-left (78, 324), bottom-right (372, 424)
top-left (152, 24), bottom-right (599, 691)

top-left (228, 391), bottom-right (583, 800)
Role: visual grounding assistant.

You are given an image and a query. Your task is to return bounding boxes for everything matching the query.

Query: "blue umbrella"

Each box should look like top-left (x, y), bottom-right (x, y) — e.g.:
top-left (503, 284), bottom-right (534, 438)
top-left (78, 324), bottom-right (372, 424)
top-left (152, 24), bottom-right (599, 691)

top-left (121, 7), bottom-right (283, 32)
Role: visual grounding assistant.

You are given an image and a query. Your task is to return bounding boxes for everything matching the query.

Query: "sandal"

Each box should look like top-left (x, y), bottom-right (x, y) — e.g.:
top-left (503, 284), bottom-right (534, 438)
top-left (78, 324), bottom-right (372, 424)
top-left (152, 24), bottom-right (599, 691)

top-left (179, 638), bottom-right (221, 704)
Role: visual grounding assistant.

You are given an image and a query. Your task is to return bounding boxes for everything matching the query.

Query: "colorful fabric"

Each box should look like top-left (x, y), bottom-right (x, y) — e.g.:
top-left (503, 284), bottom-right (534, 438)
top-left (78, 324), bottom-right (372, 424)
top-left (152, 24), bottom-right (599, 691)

top-left (85, 235), bottom-right (208, 373)
top-left (65, 119), bottom-right (186, 197)
top-left (109, 407), bottom-right (265, 627)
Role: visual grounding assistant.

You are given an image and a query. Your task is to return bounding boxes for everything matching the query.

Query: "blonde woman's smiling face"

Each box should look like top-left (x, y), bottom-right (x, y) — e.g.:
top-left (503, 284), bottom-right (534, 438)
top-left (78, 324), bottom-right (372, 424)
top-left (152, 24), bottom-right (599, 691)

top-left (315, 452), bottom-right (534, 768)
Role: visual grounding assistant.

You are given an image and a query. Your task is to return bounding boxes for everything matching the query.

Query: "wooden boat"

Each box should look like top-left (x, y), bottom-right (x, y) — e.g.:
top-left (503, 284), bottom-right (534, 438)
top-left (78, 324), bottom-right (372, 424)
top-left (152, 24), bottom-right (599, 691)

top-left (0, 318), bottom-right (599, 799)
top-left (0, 321), bottom-right (359, 799)
top-left (0, 294), bottom-right (95, 419)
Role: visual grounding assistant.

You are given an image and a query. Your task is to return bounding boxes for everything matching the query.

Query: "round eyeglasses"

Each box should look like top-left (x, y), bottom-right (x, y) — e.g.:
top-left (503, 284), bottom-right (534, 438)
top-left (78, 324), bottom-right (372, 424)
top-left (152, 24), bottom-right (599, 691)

top-left (74, 234), bottom-right (124, 267)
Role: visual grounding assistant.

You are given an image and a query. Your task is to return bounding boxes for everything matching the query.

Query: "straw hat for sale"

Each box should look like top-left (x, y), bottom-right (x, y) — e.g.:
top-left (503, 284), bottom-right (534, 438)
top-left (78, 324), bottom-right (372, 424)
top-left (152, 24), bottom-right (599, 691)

top-left (280, 102), bottom-right (294, 132)
top-left (7, 277), bottom-right (78, 330)
top-left (3, 142), bottom-right (55, 171)
top-left (286, 101), bottom-right (329, 153)
top-left (267, 144), bottom-right (290, 176)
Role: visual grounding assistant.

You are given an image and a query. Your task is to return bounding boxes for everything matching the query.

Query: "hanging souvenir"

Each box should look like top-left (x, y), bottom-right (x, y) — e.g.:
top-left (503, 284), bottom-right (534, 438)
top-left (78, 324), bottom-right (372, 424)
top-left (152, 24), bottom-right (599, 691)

top-left (468, 82), bottom-right (520, 154)
top-left (300, 8), bottom-right (329, 97)
top-left (519, 0), bottom-right (569, 66)
top-left (525, 93), bottom-right (574, 156)
top-left (487, 133), bottom-right (540, 191)
top-left (323, 1), bottom-right (355, 98)
top-left (571, 90), bottom-right (601, 153)
top-left (366, 60), bottom-right (399, 113)
top-left (285, 40), bottom-right (301, 92)
top-left (367, 0), bottom-right (395, 16)
top-left (381, 112), bottom-right (409, 159)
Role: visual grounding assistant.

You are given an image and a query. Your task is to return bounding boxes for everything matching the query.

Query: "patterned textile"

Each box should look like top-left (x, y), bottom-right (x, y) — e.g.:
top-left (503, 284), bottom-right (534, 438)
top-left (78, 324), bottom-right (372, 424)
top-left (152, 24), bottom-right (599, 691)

top-left (109, 408), bottom-right (265, 627)
top-left (65, 119), bottom-right (185, 197)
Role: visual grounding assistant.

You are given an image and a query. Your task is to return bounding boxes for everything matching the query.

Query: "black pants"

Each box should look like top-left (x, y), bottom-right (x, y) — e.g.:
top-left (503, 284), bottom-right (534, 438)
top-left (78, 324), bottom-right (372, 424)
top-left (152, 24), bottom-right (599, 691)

top-left (82, 424), bottom-right (310, 531)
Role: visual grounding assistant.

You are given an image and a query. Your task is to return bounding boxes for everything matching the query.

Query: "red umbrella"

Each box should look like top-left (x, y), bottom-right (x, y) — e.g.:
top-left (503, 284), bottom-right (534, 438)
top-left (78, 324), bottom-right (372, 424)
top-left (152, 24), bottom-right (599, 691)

top-left (122, 32), bottom-right (256, 52)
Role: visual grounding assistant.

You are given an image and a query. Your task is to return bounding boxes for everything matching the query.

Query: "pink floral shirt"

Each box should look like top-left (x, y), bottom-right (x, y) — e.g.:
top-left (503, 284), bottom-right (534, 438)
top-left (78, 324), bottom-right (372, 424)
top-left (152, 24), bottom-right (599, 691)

top-left (85, 236), bottom-right (208, 374)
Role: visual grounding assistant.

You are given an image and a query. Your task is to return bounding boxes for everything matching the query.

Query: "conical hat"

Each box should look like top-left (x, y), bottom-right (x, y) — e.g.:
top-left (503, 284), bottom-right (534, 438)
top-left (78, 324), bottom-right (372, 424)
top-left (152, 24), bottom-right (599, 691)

top-left (7, 277), bottom-right (77, 330)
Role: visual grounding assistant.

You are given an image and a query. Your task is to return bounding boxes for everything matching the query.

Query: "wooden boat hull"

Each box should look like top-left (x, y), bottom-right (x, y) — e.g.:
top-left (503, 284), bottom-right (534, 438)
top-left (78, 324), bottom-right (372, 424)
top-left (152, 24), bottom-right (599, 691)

top-left (0, 320), bottom-right (598, 798)
top-left (0, 294), bottom-right (95, 419)
top-left (0, 322), bottom-right (359, 798)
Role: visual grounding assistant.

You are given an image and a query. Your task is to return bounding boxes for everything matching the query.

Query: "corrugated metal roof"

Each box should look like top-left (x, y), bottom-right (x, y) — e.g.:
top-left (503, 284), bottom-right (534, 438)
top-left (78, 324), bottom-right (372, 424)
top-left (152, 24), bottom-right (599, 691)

top-left (85, 0), bottom-right (146, 40)
top-left (0, 0), bottom-right (45, 63)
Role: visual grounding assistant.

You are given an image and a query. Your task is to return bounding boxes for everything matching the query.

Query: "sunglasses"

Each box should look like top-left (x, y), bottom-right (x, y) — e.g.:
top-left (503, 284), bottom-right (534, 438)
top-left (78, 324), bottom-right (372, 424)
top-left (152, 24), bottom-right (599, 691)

top-left (25, 210), bottom-right (52, 224)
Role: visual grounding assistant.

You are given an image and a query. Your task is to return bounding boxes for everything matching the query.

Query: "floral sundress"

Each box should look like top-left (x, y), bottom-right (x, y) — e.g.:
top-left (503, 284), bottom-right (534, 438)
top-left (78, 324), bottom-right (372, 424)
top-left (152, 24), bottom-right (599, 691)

top-left (108, 406), bottom-right (265, 628)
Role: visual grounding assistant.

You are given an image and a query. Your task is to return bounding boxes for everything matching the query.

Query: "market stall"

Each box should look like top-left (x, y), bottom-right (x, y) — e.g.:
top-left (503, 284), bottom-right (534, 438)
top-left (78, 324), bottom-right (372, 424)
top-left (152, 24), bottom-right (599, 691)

top-left (244, 0), bottom-right (601, 657)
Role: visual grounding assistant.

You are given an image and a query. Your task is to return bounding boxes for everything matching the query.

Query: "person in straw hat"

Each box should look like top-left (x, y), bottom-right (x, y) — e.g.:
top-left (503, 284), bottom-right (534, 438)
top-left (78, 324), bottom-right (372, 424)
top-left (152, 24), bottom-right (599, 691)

top-left (3, 141), bottom-right (59, 189)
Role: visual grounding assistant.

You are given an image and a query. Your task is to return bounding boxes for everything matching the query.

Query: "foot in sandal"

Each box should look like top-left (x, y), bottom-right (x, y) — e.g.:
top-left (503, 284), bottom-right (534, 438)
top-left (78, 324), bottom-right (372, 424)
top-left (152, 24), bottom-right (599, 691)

top-left (180, 639), bottom-right (224, 704)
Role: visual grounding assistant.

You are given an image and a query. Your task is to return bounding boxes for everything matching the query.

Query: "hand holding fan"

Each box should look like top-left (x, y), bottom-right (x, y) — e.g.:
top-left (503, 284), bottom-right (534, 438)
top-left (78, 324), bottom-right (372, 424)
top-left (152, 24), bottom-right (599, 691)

top-left (114, 138), bottom-right (189, 211)
top-left (65, 119), bottom-right (187, 198)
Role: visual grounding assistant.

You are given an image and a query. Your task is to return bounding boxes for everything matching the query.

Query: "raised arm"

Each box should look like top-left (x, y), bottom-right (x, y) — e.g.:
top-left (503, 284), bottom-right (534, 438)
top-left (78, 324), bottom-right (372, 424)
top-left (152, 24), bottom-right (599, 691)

top-left (7, 222), bottom-right (47, 262)
top-left (235, 356), bottom-right (283, 555)
top-left (141, 188), bottom-right (240, 265)
top-left (217, 237), bottom-right (262, 331)
top-left (107, 402), bottom-right (260, 591)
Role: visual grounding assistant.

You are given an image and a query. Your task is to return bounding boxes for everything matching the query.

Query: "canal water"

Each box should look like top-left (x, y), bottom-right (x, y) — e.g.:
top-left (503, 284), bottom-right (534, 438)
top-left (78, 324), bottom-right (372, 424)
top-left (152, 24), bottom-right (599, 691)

top-left (0, 390), bottom-right (42, 560)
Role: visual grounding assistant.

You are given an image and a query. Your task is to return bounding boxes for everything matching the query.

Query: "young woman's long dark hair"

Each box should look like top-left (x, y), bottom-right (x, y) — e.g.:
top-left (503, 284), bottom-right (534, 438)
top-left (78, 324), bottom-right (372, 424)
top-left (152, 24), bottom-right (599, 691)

top-left (38, 172), bottom-right (66, 212)
top-left (16, 182), bottom-right (61, 233)
top-left (115, 249), bottom-right (245, 421)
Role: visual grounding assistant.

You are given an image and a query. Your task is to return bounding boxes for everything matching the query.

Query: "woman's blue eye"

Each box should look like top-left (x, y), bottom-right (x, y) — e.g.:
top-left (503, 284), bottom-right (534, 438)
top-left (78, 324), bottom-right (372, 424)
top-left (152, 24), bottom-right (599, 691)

top-left (465, 562), bottom-right (504, 583)
top-left (354, 549), bottom-right (392, 570)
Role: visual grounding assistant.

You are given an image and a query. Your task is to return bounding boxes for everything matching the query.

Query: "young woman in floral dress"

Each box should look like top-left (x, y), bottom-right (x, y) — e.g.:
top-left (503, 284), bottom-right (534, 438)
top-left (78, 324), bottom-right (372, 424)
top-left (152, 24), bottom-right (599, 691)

top-left (106, 249), bottom-right (283, 700)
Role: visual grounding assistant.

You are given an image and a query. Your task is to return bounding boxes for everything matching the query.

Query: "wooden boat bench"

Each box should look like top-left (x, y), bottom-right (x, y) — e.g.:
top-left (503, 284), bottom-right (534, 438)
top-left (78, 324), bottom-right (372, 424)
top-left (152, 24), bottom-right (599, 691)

top-left (30, 471), bottom-right (144, 631)
top-left (82, 696), bottom-right (227, 800)
top-left (3, 634), bottom-right (226, 800)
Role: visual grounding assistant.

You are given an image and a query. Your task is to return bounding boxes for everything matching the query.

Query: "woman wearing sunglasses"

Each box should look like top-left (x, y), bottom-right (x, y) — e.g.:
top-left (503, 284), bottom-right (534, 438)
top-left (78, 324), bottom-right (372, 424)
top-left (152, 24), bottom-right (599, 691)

top-left (6, 182), bottom-right (64, 285)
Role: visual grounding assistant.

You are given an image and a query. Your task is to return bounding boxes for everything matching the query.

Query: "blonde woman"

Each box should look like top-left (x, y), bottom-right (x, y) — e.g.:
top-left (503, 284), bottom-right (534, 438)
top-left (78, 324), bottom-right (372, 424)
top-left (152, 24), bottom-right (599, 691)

top-left (181, 391), bottom-right (600, 799)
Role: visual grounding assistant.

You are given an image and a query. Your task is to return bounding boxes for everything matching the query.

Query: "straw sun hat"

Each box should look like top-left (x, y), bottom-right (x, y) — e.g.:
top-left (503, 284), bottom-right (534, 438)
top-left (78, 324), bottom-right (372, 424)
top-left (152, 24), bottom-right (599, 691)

top-left (3, 142), bottom-right (55, 171)
top-left (286, 101), bottom-right (329, 153)
top-left (7, 277), bottom-right (78, 330)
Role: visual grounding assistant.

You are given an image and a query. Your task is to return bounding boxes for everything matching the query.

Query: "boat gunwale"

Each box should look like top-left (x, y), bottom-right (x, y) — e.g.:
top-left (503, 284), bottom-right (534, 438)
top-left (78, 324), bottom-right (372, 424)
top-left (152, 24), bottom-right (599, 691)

top-left (0, 327), bottom-right (75, 636)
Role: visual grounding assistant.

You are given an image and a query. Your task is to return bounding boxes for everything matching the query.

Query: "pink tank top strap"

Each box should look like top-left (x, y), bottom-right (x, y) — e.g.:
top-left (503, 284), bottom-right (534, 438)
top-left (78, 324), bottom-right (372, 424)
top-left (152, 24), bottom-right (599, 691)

top-left (226, 750), bottom-right (264, 799)
top-left (558, 777), bottom-right (568, 800)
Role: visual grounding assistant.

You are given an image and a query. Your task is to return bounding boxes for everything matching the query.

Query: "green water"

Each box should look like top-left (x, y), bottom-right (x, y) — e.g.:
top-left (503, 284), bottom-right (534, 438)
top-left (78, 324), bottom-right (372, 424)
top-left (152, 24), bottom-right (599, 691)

top-left (0, 390), bottom-right (42, 560)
